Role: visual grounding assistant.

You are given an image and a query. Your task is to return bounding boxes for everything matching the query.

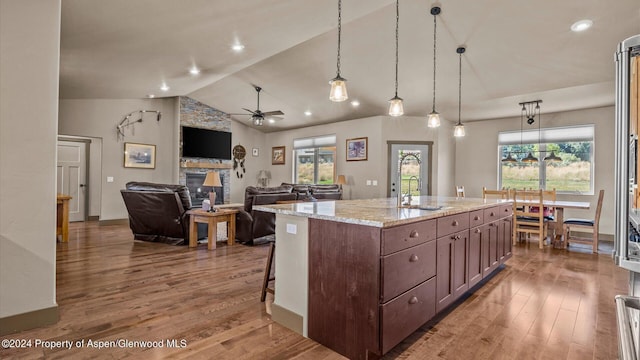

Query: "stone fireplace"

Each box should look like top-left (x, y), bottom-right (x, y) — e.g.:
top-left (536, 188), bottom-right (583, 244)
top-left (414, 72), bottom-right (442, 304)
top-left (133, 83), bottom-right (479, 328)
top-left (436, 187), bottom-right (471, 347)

top-left (178, 96), bottom-right (232, 205)
top-left (185, 172), bottom-right (225, 207)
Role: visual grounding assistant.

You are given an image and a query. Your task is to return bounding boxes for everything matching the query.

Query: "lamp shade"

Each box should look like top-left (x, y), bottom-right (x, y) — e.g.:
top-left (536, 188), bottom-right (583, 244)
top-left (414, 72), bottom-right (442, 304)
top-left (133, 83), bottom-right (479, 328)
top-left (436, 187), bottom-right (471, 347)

top-left (427, 112), bottom-right (441, 128)
top-left (257, 170), bottom-right (268, 180)
top-left (203, 171), bottom-right (222, 187)
top-left (501, 152), bottom-right (517, 163)
top-left (453, 123), bottom-right (465, 137)
top-left (336, 175), bottom-right (347, 185)
top-left (329, 76), bottom-right (348, 102)
top-left (388, 96), bottom-right (404, 116)
top-left (521, 152), bottom-right (539, 163)
top-left (543, 151), bottom-right (562, 162)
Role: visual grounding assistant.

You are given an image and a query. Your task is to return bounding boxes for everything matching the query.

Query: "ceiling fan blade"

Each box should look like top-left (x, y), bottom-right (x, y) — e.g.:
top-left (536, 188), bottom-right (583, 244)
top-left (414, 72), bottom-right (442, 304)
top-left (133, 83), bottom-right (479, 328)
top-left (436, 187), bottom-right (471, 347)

top-left (262, 110), bottom-right (284, 116)
top-left (242, 108), bottom-right (257, 115)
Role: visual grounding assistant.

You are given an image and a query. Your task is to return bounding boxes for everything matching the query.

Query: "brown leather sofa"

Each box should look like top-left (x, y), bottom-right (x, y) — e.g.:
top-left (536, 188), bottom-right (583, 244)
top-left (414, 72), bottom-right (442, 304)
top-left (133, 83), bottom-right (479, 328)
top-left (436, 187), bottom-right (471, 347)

top-left (236, 184), bottom-right (343, 245)
top-left (120, 182), bottom-right (206, 245)
top-left (236, 185), bottom-right (297, 245)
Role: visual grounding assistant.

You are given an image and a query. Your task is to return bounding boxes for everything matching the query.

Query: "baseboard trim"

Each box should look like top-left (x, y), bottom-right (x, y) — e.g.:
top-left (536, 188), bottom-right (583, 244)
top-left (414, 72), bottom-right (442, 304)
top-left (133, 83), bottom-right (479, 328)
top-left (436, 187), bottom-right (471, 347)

top-left (571, 231), bottom-right (613, 242)
top-left (0, 305), bottom-right (58, 336)
top-left (88, 215), bottom-right (99, 221)
top-left (271, 303), bottom-right (303, 335)
top-left (99, 218), bottom-right (129, 226)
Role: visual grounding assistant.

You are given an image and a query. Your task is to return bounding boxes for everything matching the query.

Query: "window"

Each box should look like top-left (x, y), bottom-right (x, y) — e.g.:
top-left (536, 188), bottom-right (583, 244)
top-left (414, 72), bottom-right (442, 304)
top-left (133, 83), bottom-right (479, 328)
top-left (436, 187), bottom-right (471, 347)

top-left (293, 135), bottom-right (336, 184)
top-left (498, 125), bottom-right (594, 194)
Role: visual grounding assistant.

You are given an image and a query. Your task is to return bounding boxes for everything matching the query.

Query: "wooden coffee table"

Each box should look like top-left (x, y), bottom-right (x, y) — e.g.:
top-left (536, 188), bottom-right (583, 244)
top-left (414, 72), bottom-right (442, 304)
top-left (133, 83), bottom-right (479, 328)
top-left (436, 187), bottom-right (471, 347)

top-left (187, 208), bottom-right (238, 250)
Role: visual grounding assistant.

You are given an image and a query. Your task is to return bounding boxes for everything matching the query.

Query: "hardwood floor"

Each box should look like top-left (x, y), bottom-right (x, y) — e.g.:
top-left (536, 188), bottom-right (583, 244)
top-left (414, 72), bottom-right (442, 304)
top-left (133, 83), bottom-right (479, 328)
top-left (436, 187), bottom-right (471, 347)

top-left (1, 222), bottom-right (627, 359)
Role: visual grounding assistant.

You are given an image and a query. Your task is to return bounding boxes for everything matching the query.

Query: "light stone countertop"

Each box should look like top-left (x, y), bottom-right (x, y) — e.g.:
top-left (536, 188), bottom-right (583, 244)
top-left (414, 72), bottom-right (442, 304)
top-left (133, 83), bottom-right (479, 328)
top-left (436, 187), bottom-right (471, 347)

top-left (254, 196), bottom-right (512, 228)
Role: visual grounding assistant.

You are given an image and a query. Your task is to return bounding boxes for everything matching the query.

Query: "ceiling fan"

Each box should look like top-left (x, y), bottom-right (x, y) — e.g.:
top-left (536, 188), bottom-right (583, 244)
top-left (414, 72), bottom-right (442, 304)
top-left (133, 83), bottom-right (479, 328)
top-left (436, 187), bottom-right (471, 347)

top-left (230, 86), bottom-right (284, 126)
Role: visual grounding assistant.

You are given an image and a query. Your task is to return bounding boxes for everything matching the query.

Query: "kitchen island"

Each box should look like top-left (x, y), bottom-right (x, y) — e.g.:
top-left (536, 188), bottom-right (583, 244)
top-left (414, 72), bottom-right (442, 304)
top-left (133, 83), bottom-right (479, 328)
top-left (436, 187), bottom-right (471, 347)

top-left (255, 196), bottom-right (513, 360)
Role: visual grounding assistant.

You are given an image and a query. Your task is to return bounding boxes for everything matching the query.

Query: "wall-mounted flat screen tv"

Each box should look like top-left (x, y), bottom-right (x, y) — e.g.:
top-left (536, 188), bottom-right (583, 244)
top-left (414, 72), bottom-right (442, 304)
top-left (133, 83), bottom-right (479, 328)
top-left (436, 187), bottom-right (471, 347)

top-left (181, 126), bottom-right (232, 160)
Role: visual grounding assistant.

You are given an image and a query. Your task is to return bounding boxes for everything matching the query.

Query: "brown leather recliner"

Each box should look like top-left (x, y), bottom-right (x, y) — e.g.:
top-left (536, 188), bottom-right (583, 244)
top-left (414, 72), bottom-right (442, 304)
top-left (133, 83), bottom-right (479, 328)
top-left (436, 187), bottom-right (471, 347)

top-left (120, 182), bottom-right (206, 245)
top-left (236, 185), bottom-right (297, 245)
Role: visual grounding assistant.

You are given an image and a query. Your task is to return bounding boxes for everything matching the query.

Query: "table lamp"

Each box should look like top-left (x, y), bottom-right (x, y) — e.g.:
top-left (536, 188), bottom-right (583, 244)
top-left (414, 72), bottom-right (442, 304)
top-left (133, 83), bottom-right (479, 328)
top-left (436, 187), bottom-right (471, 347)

top-left (257, 170), bottom-right (270, 187)
top-left (336, 175), bottom-right (347, 190)
top-left (203, 171), bottom-right (222, 212)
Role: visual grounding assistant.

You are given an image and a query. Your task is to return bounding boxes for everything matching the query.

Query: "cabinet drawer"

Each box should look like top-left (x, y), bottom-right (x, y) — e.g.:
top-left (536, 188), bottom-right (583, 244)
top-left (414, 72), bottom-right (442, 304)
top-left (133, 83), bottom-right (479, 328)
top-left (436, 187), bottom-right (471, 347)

top-left (500, 203), bottom-right (513, 218)
top-left (483, 206), bottom-right (500, 223)
top-left (381, 240), bottom-right (436, 302)
top-left (380, 277), bottom-right (436, 354)
top-left (469, 210), bottom-right (484, 227)
top-left (382, 219), bottom-right (436, 255)
top-left (437, 213), bottom-right (469, 237)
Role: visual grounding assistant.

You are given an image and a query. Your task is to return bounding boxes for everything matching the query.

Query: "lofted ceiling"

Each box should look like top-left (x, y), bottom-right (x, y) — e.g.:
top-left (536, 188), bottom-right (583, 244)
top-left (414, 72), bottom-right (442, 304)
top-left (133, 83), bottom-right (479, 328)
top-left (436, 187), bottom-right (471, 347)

top-left (60, 0), bottom-right (640, 132)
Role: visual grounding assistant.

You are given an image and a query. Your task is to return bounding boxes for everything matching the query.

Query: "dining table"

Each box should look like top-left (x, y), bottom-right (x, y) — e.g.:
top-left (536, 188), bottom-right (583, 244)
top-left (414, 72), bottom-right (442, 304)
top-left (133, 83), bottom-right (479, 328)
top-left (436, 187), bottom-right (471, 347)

top-left (517, 199), bottom-right (591, 247)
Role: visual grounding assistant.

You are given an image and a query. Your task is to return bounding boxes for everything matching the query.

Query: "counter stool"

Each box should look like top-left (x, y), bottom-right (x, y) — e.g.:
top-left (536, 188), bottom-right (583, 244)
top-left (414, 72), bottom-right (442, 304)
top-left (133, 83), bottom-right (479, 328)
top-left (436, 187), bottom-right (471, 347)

top-left (260, 240), bottom-right (275, 302)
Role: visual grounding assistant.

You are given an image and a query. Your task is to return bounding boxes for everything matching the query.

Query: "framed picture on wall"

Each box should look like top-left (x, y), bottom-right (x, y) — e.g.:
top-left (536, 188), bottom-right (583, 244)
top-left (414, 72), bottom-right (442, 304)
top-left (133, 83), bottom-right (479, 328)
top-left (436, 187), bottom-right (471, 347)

top-left (252, 148), bottom-right (259, 157)
top-left (124, 142), bottom-right (156, 169)
top-left (346, 137), bottom-right (368, 161)
top-left (272, 146), bottom-right (285, 165)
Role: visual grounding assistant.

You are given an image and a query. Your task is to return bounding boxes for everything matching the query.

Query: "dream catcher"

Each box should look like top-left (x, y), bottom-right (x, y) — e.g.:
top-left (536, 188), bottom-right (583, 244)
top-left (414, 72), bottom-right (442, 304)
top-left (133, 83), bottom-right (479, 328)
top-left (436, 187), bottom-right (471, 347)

top-left (232, 145), bottom-right (247, 178)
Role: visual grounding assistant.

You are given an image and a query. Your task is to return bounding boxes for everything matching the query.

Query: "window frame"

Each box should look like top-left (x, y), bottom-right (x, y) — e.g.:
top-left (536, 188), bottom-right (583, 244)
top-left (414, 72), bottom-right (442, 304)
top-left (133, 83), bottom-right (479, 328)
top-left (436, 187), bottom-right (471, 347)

top-left (293, 135), bottom-right (337, 184)
top-left (497, 125), bottom-right (595, 195)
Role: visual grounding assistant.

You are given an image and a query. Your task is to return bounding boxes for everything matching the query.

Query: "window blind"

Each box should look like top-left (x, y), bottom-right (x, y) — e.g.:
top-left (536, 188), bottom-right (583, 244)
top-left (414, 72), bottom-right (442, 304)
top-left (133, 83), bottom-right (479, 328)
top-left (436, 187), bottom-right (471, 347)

top-left (498, 125), bottom-right (594, 146)
top-left (293, 134), bottom-right (336, 149)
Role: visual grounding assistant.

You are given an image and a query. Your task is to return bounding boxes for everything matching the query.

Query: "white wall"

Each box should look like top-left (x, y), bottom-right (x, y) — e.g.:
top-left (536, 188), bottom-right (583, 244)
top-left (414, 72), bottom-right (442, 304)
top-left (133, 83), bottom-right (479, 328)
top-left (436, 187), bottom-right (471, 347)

top-left (455, 106), bottom-right (615, 235)
top-left (0, 0), bottom-right (61, 318)
top-left (264, 115), bottom-right (455, 199)
top-left (229, 120), bottom-right (269, 202)
top-left (59, 98), bottom-right (178, 220)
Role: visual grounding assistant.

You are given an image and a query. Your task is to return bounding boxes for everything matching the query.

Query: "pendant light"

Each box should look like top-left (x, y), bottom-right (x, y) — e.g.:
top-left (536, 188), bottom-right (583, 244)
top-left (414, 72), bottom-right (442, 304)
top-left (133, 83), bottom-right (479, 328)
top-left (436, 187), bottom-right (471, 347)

top-left (388, 0), bottom-right (403, 116)
top-left (427, 6), bottom-right (441, 128)
top-left (329, 0), bottom-right (348, 102)
top-left (453, 47), bottom-right (466, 137)
top-left (544, 151), bottom-right (562, 162)
top-left (519, 100), bottom-right (541, 163)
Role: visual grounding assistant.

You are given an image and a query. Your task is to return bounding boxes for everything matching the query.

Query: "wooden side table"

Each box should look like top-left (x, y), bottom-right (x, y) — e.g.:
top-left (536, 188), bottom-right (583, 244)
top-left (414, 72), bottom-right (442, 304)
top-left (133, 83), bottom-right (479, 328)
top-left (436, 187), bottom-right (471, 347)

top-left (187, 208), bottom-right (238, 250)
top-left (57, 194), bottom-right (72, 242)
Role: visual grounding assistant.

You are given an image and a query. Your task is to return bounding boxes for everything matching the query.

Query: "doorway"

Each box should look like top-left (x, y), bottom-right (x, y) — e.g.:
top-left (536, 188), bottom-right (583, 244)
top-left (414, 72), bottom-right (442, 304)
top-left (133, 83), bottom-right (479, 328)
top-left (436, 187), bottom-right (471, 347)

top-left (57, 139), bottom-right (89, 222)
top-left (388, 142), bottom-right (433, 199)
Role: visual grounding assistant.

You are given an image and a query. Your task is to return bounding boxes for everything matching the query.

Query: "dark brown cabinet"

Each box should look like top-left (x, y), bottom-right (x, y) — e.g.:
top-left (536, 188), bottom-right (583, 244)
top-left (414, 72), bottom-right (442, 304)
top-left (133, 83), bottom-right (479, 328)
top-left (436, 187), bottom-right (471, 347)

top-left (436, 229), bottom-right (469, 312)
top-left (307, 205), bottom-right (512, 360)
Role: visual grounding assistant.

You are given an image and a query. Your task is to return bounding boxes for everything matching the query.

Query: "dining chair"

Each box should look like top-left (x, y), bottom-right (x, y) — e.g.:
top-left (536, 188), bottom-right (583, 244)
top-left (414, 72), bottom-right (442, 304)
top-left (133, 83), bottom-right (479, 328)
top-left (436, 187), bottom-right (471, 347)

top-left (456, 185), bottom-right (465, 198)
top-left (482, 187), bottom-right (509, 199)
top-left (513, 189), bottom-right (548, 249)
top-left (563, 189), bottom-right (604, 253)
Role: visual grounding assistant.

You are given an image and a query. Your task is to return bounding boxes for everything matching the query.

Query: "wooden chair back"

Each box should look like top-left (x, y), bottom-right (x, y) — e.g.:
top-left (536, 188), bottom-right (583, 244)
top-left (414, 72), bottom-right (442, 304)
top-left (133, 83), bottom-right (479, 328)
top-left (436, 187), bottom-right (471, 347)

top-left (456, 185), bottom-right (465, 198)
top-left (512, 189), bottom-right (548, 249)
top-left (563, 189), bottom-right (604, 253)
top-left (482, 187), bottom-right (509, 200)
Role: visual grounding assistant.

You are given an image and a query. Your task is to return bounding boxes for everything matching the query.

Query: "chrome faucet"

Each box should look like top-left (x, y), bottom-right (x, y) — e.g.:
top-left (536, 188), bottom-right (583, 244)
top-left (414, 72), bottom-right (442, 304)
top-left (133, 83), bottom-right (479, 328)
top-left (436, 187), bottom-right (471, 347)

top-left (404, 176), bottom-right (419, 206)
top-left (397, 152), bottom-right (421, 207)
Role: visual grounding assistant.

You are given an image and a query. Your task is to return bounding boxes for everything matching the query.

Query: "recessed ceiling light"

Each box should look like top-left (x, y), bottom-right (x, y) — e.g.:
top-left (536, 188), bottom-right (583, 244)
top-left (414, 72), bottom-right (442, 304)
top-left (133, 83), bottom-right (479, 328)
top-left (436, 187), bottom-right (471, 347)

top-left (147, 94), bottom-right (155, 98)
top-left (304, 111), bottom-right (312, 116)
top-left (571, 19), bottom-right (593, 32)
top-left (160, 83), bottom-right (170, 92)
top-left (268, 118), bottom-right (275, 124)
top-left (189, 67), bottom-right (200, 75)
top-left (351, 100), bottom-right (360, 107)
top-left (231, 44), bottom-right (245, 52)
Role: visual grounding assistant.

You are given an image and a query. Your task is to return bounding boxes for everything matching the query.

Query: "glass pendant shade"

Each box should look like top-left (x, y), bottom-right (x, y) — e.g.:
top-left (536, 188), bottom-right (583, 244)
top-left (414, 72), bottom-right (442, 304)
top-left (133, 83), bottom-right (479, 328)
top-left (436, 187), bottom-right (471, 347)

top-left (252, 115), bottom-right (264, 126)
top-left (427, 112), bottom-right (441, 128)
top-left (329, 76), bottom-right (348, 102)
top-left (453, 123), bottom-right (465, 137)
top-left (501, 153), bottom-right (517, 163)
top-left (388, 96), bottom-right (404, 117)
top-left (521, 152), bottom-right (539, 163)
top-left (543, 150), bottom-right (562, 162)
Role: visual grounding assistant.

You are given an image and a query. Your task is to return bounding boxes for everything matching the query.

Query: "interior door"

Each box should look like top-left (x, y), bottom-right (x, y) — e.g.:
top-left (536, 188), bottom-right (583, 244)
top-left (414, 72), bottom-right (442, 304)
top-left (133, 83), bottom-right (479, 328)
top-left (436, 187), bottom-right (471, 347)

top-left (389, 143), bottom-right (430, 199)
top-left (57, 140), bottom-right (87, 222)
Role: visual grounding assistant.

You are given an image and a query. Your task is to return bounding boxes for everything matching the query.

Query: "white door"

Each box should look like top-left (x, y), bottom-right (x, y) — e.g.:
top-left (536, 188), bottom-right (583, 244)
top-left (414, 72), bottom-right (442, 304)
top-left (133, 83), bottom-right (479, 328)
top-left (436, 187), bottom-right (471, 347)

top-left (389, 143), bottom-right (431, 200)
top-left (57, 140), bottom-right (87, 222)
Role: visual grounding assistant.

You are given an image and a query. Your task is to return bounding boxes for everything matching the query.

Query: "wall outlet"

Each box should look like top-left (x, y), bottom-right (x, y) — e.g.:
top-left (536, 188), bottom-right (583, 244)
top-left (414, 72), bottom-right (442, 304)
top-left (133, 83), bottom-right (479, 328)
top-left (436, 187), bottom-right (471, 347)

top-left (366, 180), bottom-right (372, 186)
top-left (106, 176), bottom-right (114, 183)
top-left (286, 223), bottom-right (297, 234)
top-left (372, 180), bottom-right (378, 186)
